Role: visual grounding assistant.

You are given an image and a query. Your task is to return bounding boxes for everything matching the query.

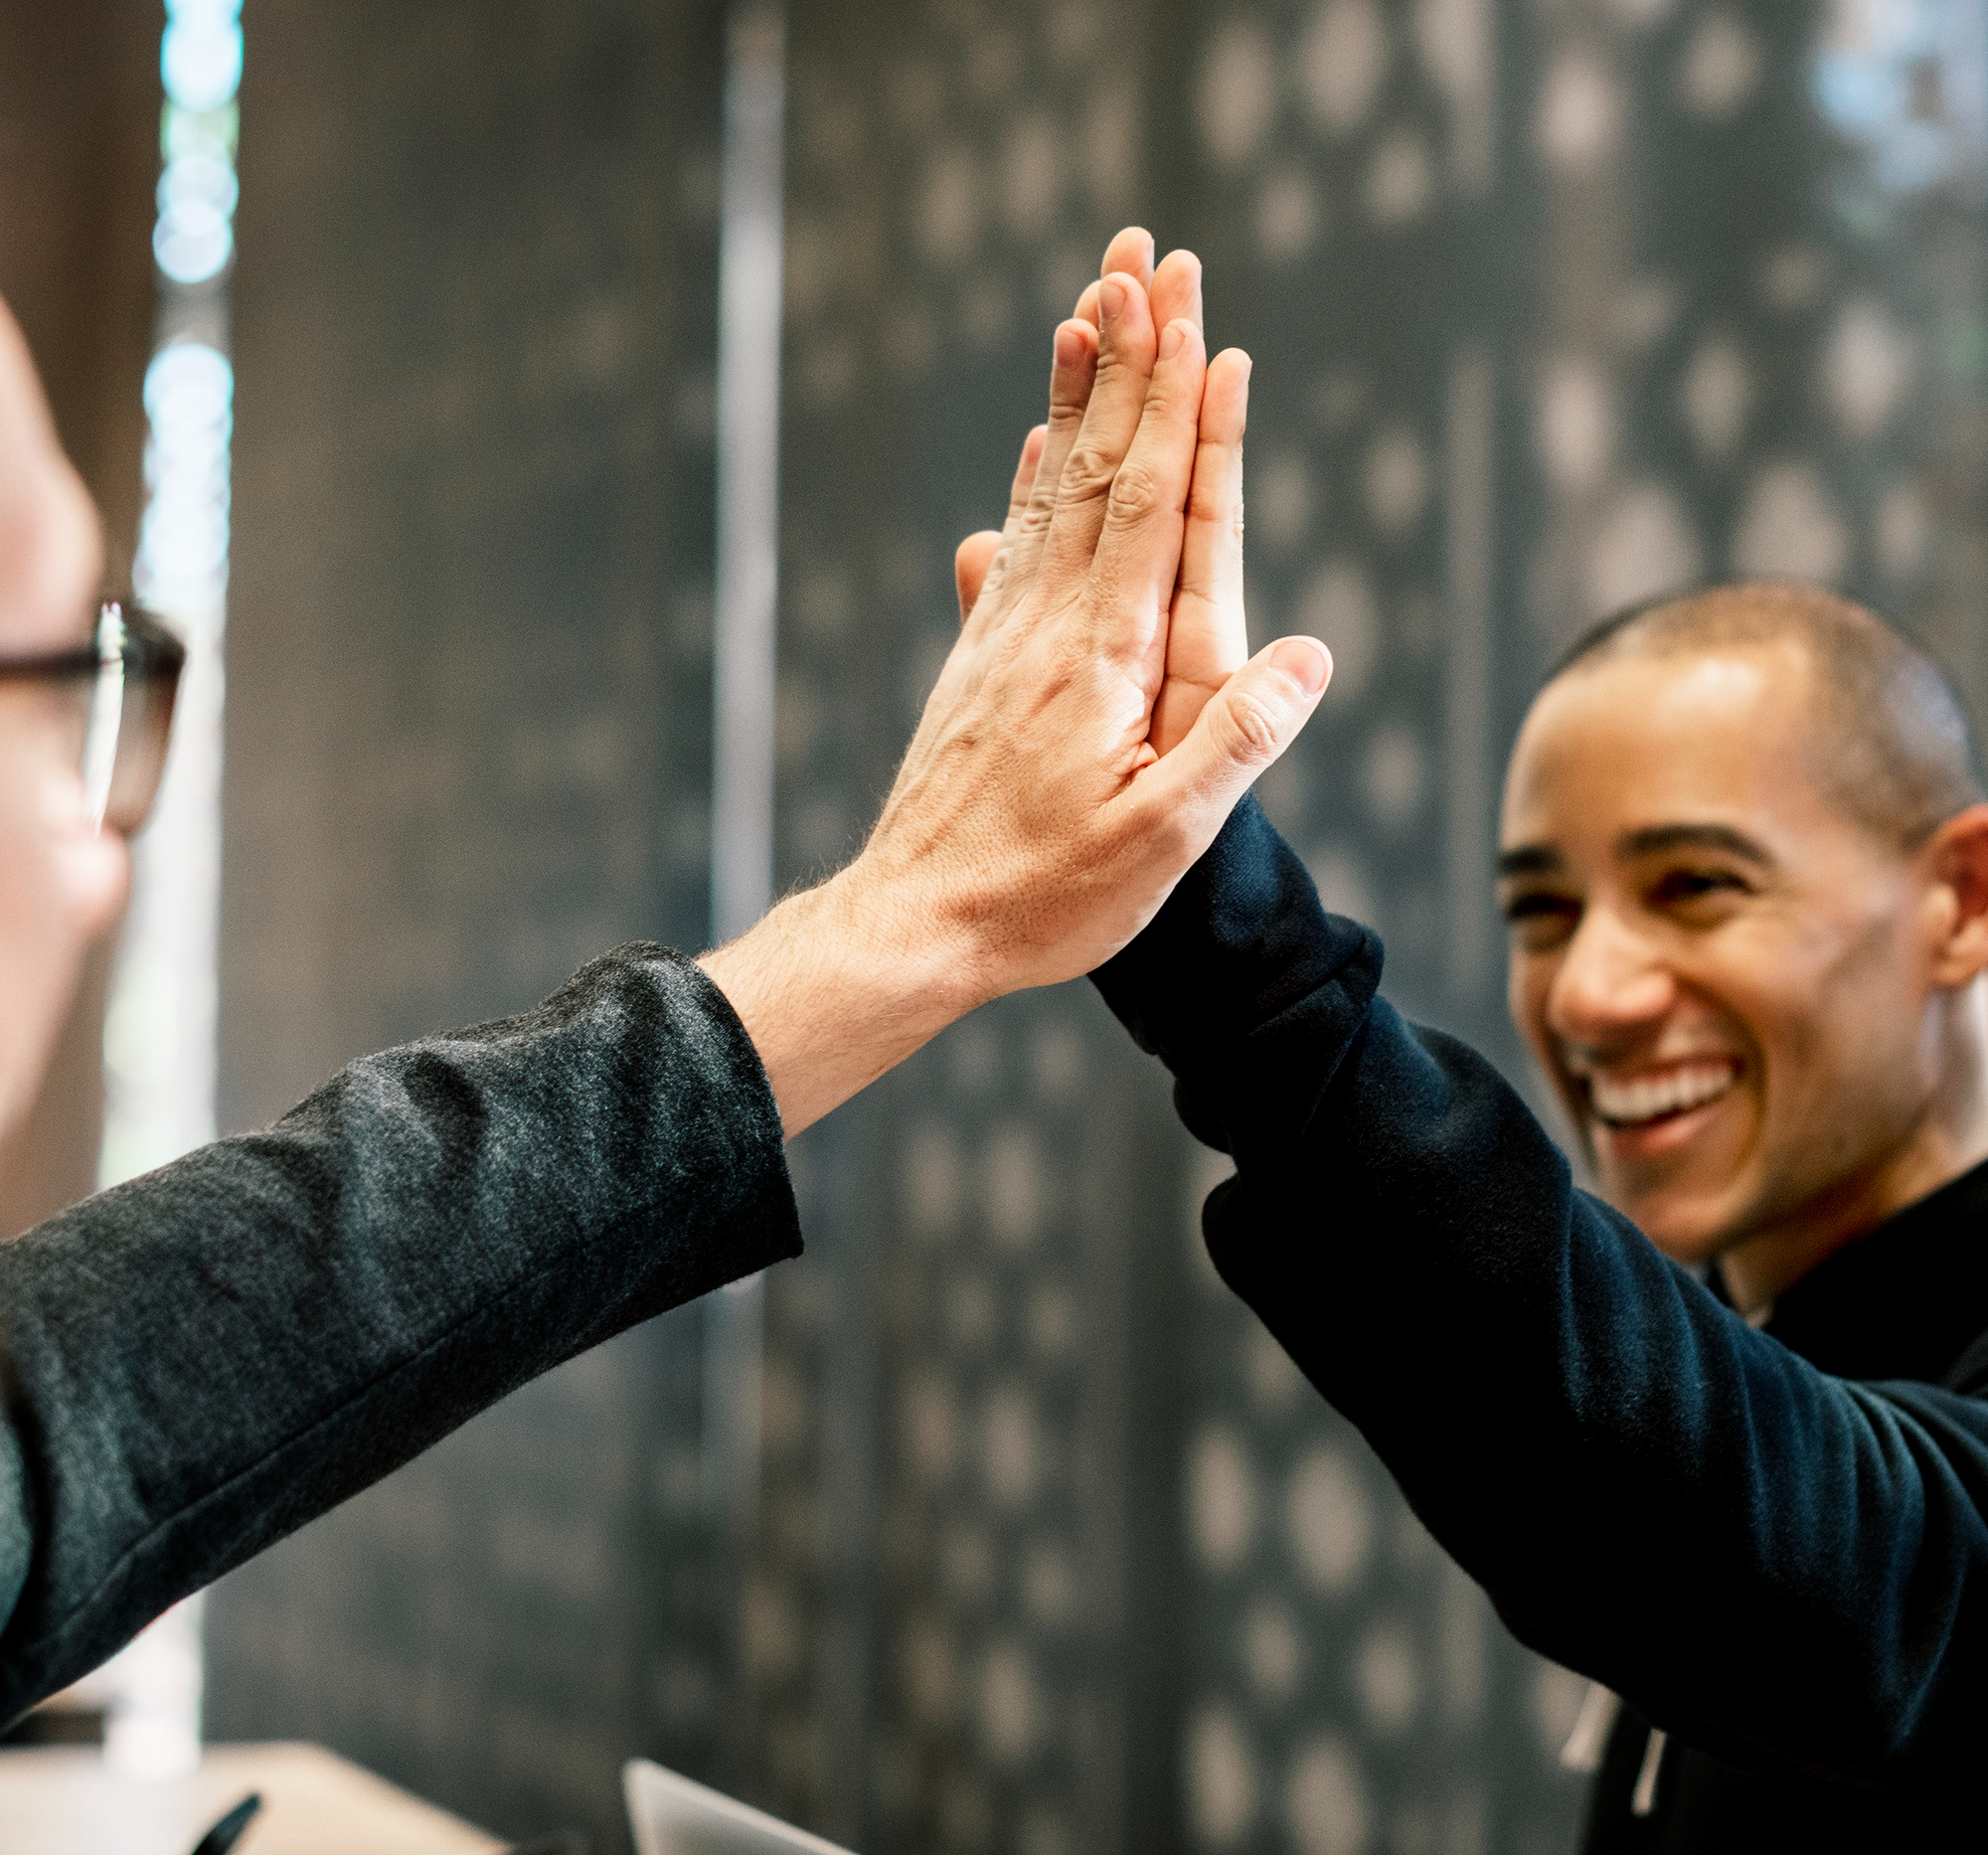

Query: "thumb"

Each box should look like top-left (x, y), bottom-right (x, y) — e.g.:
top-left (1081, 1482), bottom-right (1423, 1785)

top-left (1140, 634), bottom-right (1330, 827)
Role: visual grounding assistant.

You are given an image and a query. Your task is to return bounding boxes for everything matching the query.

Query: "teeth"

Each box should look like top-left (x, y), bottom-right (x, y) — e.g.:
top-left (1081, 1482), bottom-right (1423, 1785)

top-left (1588, 1061), bottom-right (1737, 1128)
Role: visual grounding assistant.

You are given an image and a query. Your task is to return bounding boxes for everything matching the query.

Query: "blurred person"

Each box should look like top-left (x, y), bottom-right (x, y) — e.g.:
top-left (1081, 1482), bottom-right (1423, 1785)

top-left (0, 230), bottom-right (1332, 1727)
top-left (1083, 573), bottom-right (1988, 1847)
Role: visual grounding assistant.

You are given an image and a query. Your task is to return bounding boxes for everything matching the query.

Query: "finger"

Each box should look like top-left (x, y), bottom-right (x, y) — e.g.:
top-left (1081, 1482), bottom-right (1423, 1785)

top-left (1075, 228), bottom-right (1156, 330)
top-left (1077, 246), bottom-right (1196, 335)
top-left (1077, 314), bottom-right (1209, 649)
top-left (1149, 248), bottom-right (1203, 338)
top-left (1039, 273), bottom-right (1163, 581)
top-left (1098, 226), bottom-right (1155, 292)
top-left (956, 530), bottom-right (1002, 623)
top-left (1130, 637), bottom-right (1332, 850)
top-left (1151, 347), bottom-right (1251, 754)
top-left (1007, 424), bottom-right (1047, 528)
top-left (985, 321), bottom-right (1100, 618)
top-left (963, 424), bottom-right (1054, 625)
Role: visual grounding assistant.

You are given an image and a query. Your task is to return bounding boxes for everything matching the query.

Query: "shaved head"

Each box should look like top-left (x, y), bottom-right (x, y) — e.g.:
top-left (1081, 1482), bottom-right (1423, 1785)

top-left (1507, 582), bottom-right (1988, 1295)
top-left (1549, 584), bottom-right (1984, 848)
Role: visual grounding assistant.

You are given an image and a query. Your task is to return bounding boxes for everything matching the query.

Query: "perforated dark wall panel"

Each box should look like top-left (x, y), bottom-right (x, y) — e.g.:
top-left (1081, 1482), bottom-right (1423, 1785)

top-left (204, 4), bottom-right (729, 1847)
top-left (203, 6), bottom-right (1988, 1855)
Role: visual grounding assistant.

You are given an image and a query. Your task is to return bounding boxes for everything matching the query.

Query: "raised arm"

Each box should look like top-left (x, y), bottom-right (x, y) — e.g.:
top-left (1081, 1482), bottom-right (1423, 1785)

top-left (0, 946), bottom-right (797, 1725)
top-left (1092, 797), bottom-right (1988, 1799)
top-left (0, 231), bottom-right (1328, 1724)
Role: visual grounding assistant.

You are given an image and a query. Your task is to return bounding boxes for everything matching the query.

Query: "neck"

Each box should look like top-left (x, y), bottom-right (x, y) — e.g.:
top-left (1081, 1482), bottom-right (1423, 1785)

top-left (1720, 979), bottom-right (1988, 1315)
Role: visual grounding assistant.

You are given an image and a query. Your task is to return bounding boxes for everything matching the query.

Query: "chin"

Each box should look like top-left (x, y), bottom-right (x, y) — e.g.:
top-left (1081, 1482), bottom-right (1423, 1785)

top-left (1636, 1217), bottom-right (1733, 1271)
top-left (1594, 1171), bottom-right (1747, 1270)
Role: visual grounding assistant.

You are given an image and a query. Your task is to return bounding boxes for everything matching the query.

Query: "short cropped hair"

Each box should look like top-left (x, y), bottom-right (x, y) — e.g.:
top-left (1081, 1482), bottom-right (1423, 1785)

top-left (1547, 583), bottom-right (1986, 848)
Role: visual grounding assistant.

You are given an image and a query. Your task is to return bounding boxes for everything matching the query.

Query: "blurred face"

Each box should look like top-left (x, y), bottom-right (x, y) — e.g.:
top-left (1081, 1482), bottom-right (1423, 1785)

top-left (0, 300), bottom-right (126, 1140)
top-left (1499, 642), bottom-right (1949, 1271)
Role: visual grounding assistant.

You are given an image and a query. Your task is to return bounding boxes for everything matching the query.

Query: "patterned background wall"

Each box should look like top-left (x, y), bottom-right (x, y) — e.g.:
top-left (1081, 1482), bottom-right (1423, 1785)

top-left (745, 13), bottom-right (1192, 1855)
top-left (1166, 6), bottom-right (1575, 1854)
top-left (200, 3), bottom-right (1988, 1854)
top-left (205, 1), bottom-right (734, 1843)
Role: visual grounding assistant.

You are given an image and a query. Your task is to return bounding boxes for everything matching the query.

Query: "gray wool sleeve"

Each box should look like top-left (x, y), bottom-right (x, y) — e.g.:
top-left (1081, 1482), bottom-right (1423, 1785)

top-left (0, 942), bottom-right (800, 1726)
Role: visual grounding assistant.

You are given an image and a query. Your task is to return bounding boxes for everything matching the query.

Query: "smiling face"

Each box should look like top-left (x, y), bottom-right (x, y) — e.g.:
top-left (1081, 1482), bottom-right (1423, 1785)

top-left (1500, 639), bottom-right (1967, 1286)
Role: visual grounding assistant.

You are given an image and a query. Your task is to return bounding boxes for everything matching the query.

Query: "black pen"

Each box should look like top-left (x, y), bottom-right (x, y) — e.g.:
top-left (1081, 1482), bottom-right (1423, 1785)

top-left (187, 1790), bottom-right (261, 1855)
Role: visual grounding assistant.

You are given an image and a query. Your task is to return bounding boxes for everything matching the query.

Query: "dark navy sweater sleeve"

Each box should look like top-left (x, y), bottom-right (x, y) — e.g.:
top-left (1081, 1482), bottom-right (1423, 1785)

top-left (0, 942), bottom-right (799, 1728)
top-left (1094, 797), bottom-right (1988, 1801)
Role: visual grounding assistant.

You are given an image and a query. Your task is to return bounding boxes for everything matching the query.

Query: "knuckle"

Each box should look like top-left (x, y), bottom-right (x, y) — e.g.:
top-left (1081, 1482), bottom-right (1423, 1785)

top-left (1185, 477), bottom-right (1228, 523)
top-left (974, 560), bottom-right (1010, 608)
top-left (1220, 690), bottom-right (1281, 760)
top-left (1060, 441), bottom-right (1118, 505)
top-left (1092, 340), bottom-right (1133, 380)
top-left (1106, 462), bottom-right (1164, 525)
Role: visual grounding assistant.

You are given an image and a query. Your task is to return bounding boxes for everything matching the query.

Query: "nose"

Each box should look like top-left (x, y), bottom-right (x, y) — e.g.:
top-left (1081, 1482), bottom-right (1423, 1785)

top-left (1545, 904), bottom-right (1677, 1056)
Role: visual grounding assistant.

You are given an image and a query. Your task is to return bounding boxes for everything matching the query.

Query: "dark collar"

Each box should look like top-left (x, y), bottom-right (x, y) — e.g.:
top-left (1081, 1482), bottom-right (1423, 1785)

top-left (1759, 1155), bottom-right (1988, 1384)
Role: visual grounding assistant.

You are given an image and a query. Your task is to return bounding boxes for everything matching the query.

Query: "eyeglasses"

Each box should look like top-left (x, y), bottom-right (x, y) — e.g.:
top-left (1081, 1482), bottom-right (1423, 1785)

top-left (0, 600), bottom-right (186, 834)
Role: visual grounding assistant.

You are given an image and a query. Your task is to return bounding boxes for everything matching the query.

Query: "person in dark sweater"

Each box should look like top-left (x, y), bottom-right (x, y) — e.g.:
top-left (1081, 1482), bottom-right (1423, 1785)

top-left (1091, 582), bottom-right (1988, 1850)
top-left (930, 249), bottom-right (1988, 1839)
top-left (0, 233), bottom-right (1335, 1725)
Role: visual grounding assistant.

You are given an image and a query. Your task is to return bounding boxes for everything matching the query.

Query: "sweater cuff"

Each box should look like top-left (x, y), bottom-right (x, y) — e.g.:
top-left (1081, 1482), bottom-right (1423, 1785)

top-left (1089, 796), bottom-right (1385, 1153)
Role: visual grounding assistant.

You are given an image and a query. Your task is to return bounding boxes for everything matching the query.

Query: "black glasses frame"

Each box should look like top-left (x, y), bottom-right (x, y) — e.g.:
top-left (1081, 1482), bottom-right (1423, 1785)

top-left (0, 600), bottom-right (187, 834)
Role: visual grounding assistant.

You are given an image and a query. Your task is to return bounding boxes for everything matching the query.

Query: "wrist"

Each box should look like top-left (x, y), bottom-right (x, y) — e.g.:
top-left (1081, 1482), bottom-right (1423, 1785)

top-left (820, 851), bottom-right (993, 1027)
top-left (697, 859), bottom-right (984, 1139)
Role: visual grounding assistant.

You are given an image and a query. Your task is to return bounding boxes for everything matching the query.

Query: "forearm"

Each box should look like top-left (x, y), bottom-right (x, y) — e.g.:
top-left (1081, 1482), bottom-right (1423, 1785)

top-left (698, 865), bottom-right (981, 1139)
top-left (1094, 800), bottom-right (1988, 1794)
top-left (0, 944), bottom-right (798, 1726)
top-left (1232, 1007), bottom-right (1988, 1789)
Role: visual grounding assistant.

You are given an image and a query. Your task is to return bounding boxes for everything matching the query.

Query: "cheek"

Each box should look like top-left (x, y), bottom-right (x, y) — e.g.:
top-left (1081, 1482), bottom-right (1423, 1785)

top-left (1508, 954), bottom-right (1572, 1078)
top-left (0, 753), bottom-right (125, 1131)
top-left (1736, 917), bottom-right (1929, 1151)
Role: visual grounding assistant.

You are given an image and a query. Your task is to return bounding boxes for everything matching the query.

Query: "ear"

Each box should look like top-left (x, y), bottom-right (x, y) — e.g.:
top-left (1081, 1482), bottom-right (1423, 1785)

top-left (1925, 804), bottom-right (1988, 987)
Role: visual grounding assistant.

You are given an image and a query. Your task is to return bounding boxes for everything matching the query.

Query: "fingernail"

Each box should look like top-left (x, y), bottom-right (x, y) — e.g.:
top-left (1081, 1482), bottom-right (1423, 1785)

top-left (1273, 637), bottom-right (1332, 696)
top-left (1099, 275), bottom-right (1128, 323)
top-left (1159, 319), bottom-right (1187, 361)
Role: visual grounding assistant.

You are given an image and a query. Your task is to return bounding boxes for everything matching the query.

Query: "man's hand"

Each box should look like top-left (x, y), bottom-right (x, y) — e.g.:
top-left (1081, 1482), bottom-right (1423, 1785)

top-left (958, 232), bottom-right (1252, 759)
top-left (702, 230), bottom-right (1330, 1137)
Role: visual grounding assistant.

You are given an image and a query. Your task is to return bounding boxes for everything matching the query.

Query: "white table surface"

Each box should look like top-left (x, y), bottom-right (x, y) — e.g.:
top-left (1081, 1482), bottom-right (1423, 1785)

top-left (0, 1740), bottom-right (505, 1855)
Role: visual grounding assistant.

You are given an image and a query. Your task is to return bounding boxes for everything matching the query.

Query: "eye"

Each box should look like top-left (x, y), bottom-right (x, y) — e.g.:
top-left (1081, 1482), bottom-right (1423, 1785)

top-left (1500, 888), bottom-right (1580, 950)
top-left (1646, 866), bottom-right (1751, 914)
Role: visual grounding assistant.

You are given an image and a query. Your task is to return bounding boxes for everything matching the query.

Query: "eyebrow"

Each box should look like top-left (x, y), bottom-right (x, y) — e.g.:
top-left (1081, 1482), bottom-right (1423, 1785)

top-left (1496, 845), bottom-right (1562, 878)
top-left (1497, 823), bottom-right (1775, 880)
top-left (1617, 822), bottom-right (1774, 866)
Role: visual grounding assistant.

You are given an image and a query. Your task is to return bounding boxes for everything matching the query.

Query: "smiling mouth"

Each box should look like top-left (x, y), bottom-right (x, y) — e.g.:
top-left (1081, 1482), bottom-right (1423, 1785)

top-left (1584, 1060), bottom-right (1740, 1130)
